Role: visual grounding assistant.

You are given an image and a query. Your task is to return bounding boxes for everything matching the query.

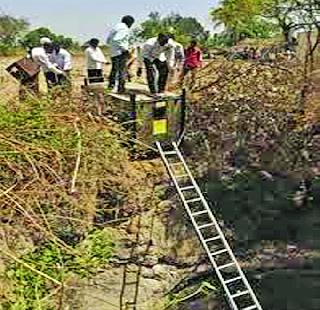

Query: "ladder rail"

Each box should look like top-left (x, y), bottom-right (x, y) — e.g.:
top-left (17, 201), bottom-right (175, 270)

top-left (171, 142), bottom-right (263, 310)
top-left (156, 142), bottom-right (238, 310)
top-left (157, 141), bottom-right (263, 310)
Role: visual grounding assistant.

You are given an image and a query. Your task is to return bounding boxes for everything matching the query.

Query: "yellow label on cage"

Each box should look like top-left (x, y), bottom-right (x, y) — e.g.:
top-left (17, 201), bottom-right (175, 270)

top-left (153, 119), bottom-right (168, 135)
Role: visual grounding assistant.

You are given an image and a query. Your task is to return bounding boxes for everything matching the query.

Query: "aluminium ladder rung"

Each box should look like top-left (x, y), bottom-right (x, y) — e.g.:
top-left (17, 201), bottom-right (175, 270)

top-left (180, 185), bottom-right (196, 191)
top-left (217, 262), bottom-right (235, 270)
top-left (242, 306), bottom-right (258, 310)
top-left (204, 236), bottom-right (221, 243)
top-left (186, 198), bottom-right (202, 204)
top-left (224, 276), bottom-right (242, 284)
top-left (211, 249), bottom-right (228, 256)
top-left (125, 281), bottom-right (139, 286)
top-left (192, 210), bottom-right (208, 216)
top-left (170, 162), bottom-right (183, 167)
top-left (164, 151), bottom-right (177, 156)
top-left (198, 223), bottom-right (215, 230)
top-left (176, 174), bottom-right (189, 178)
top-left (231, 290), bottom-right (250, 299)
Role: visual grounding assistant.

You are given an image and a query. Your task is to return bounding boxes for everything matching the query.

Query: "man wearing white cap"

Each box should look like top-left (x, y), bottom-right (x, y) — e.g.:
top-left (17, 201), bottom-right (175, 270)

top-left (31, 39), bottom-right (66, 90)
top-left (40, 37), bottom-right (52, 45)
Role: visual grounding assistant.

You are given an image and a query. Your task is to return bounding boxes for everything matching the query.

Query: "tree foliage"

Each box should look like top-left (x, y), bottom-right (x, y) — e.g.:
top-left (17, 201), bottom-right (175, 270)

top-left (211, 0), bottom-right (320, 43)
top-left (0, 14), bottom-right (29, 45)
top-left (20, 27), bottom-right (79, 50)
top-left (210, 0), bottom-right (278, 43)
top-left (137, 12), bottom-right (209, 45)
top-left (0, 14), bottom-right (29, 55)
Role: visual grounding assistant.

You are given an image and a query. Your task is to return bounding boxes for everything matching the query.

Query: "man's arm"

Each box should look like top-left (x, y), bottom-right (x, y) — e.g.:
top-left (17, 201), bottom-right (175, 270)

top-left (165, 45), bottom-right (175, 69)
top-left (179, 44), bottom-right (185, 61)
top-left (198, 50), bottom-right (203, 67)
top-left (138, 42), bottom-right (152, 68)
top-left (63, 51), bottom-right (72, 71)
top-left (87, 48), bottom-right (106, 64)
top-left (38, 53), bottom-right (64, 75)
top-left (111, 25), bottom-right (129, 52)
top-left (106, 29), bottom-right (114, 45)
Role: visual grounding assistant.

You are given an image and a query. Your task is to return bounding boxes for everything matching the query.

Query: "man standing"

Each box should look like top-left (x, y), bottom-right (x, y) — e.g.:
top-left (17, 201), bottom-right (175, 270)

top-left (183, 40), bottom-right (203, 76)
top-left (84, 38), bottom-right (107, 84)
top-left (137, 33), bottom-right (176, 95)
top-left (84, 38), bottom-right (107, 115)
top-left (107, 15), bottom-right (135, 93)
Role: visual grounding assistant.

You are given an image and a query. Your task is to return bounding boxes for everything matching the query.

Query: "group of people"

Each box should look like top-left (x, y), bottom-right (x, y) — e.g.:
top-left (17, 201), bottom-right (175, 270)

top-left (20, 15), bottom-right (203, 99)
top-left (22, 37), bottom-right (72, 97)
top-left (86, 15), bottom-right (203, 95)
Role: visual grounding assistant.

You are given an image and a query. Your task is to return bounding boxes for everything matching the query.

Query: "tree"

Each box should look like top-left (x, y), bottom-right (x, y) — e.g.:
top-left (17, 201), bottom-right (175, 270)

top-left (0, 14), bottom-right (29, 46)
top-left (210, 0), bottom-right (279, 43)
top-left (211, 0), bottom-right (320, 43)
top-left (137, 12), bottom-right (208, 45)
top-left (20, 27), bottom-right (79, 50)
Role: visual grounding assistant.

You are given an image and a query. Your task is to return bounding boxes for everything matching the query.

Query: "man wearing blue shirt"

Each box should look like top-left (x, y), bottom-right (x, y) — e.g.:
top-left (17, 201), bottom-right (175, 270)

top-left (107, 15), bottom-right (135, 93)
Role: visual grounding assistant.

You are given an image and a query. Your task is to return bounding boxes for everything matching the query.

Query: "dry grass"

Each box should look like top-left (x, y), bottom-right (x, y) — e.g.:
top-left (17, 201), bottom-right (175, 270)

top-left (0, 56), bottom-right (165, 309)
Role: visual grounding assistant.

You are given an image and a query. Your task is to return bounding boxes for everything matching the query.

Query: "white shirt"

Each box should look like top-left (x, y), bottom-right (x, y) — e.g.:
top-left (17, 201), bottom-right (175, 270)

top-left (106, 22), bottom-right (131, 57)
top-left (138, 37), bottom-right (176, 69)
top-left (85, 46), bottom-right (106, 70)
top-left (174, 42), bottom-right (185, 63)
top-left (31, 47), bottom-right (63, 74)
top-left (159, 40), bottom-right (185, 67)
top-left (53, 48), bottom-right (72, 71)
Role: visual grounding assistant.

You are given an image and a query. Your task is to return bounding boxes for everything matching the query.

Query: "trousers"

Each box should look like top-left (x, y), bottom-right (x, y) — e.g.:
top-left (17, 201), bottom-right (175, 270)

top-left (144, 58), bottom-right (169, 94)
top-left (109, 51), bottom-right (129, 92)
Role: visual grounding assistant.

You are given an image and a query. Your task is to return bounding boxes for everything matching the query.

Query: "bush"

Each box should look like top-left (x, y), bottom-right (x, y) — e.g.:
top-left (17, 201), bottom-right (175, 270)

top-left (3, 230), bottom-right (114, 309)
top-left (20, 27), bottom-right (80, 51)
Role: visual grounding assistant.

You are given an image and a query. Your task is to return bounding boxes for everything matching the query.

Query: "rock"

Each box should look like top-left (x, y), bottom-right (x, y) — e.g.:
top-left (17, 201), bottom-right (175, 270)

top-left (152, 264), bottom-right (171, 279)
top-left (188, 300), bottom-right (207, 310)
top-left (142, 255), bottom-right (159, 267)
top-left (158, 200), bottom-right (173, 210)
top-left (134, 245), bottom-right (148, 256)
top-left (258, 254), bottom-right (274, 261)
top-left (126, 217), bottom-right (140, 234)
top-left (141, 267), bottom-right (154, 279)
top-left (196, 263), bottom-right (210, 274)
top-left (115, 248), bottom-right (131, 261)
top-left (142, 279), bottom-right (163, 294)
top-left (261, 248), bottom-right (275, 255)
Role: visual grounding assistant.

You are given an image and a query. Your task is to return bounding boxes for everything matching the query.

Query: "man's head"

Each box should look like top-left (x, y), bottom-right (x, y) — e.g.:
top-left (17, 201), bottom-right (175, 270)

top-left (89, 38), bottom-right (99, 48)
top-left (190, 40), bottom-right (197, 48)
top-left (40, 37), bottom-right (52, 46)
top-left (43, 43), bottom-right (54, 54)
top-left (53, 43), bottom-right (61, 54)
top-left (122, 15), bottom-right (135, 28)
top-left (157, 33), bottom-right (170, 47)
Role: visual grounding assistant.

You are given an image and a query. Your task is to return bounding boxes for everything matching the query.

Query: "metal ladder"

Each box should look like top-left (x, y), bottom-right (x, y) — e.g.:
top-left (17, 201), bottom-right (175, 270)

top-left (156, 141), bottom-right (263, 310)
top-left (120, 263), bottom-right (141, 310)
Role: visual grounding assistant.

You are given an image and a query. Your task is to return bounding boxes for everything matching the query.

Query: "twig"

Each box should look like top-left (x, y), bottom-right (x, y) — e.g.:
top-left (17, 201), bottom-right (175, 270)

top-left (71, 121), bottom-right (81, 194)
top-left (0, 183), bottom-right (18, 199)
